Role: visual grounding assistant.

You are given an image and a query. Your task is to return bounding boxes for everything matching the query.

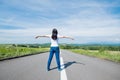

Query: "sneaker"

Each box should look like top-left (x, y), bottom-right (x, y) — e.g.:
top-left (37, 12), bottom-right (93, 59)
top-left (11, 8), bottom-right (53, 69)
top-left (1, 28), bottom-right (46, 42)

top-left (58, 68), bottom-right (62, 71)
top-left (47, 68), bottom-right (50, 71)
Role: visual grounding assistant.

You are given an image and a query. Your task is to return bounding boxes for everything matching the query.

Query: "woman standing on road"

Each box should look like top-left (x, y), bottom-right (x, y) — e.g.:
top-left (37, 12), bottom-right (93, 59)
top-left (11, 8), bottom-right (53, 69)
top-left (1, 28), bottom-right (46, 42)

top-left (35, 28), bottom-right (74, 71)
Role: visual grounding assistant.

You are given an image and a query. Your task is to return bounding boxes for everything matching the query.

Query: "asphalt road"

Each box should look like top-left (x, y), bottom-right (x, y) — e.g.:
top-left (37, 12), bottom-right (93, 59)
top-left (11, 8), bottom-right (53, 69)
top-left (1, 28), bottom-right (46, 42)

top-left (0, 50), bottom-right (120, 80)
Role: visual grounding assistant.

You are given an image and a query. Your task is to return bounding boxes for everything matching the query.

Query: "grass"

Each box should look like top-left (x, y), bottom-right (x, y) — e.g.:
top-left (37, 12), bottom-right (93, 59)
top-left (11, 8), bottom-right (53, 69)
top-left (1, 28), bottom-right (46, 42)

top-left (1, 44), bottom-right (120, 63)
top-left (0, 45), bottom-right (49, 60)
top-left (69, 49), bottom-right (120, 63)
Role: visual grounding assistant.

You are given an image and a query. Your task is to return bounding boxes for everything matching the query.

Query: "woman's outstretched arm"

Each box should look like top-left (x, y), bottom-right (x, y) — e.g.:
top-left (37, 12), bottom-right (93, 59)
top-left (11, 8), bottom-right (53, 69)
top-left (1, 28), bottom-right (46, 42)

top-left (59, 36), bottom-right (74, 40)
top-left (35, 35), bottom-right (50, 39)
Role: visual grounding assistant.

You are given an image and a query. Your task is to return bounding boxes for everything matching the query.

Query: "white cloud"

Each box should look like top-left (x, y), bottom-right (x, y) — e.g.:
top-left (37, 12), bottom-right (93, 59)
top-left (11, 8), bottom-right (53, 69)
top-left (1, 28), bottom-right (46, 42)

top-left (0, 0), bottom-right (120, 44)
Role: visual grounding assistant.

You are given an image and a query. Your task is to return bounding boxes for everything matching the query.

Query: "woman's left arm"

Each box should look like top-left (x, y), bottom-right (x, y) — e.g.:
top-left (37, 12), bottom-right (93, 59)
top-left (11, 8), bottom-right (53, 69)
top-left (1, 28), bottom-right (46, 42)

top-left (58, 36), bottom-right (74, 40)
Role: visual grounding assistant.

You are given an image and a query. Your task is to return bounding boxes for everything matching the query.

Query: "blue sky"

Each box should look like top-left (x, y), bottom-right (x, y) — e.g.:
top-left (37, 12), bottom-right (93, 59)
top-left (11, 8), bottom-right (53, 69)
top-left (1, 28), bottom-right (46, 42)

top-left (0, 0), bottom-right (120, 44)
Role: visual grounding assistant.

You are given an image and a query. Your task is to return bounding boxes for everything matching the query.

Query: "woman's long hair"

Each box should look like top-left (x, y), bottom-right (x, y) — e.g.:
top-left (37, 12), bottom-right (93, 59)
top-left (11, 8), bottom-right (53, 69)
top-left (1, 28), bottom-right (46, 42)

top-left (51, 28), bottom-right (58, 40)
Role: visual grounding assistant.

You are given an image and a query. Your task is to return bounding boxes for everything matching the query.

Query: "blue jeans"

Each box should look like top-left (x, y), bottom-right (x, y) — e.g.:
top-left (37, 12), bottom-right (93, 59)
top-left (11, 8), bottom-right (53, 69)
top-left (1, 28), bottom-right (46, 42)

top-left (47, 47), bottom-right (61, 70)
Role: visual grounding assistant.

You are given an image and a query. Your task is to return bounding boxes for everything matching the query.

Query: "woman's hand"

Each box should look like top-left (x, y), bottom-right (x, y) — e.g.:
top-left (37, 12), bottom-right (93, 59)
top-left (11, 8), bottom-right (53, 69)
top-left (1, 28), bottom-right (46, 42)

top-left (71, 38), bottom-right (74, 40)
top-left (35, 36), bottom-right (39, 39)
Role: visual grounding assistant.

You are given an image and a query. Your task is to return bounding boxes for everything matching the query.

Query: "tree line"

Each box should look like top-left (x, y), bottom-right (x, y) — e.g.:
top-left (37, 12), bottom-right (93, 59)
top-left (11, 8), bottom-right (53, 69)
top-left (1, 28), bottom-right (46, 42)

top-left (11, 44), bottom-right (120, 51)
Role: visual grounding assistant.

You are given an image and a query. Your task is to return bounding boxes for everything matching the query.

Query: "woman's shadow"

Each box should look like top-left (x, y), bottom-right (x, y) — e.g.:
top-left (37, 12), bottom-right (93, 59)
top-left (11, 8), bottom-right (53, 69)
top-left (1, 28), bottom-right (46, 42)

top-left (50, 61), bottom-right (85, 70)
top-left (63, 61), bottom-right (85, 69)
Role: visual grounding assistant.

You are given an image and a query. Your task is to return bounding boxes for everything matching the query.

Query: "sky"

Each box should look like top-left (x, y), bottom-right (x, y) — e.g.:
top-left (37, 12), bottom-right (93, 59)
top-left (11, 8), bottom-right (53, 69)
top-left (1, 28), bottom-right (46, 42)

top-left (0, 0), bottom-right (120, 44)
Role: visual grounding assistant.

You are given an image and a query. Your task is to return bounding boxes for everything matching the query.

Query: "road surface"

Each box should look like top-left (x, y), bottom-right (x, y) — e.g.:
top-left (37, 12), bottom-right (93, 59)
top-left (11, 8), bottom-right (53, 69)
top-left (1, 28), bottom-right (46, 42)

top-left (0, 50), bottom-right (120, 80)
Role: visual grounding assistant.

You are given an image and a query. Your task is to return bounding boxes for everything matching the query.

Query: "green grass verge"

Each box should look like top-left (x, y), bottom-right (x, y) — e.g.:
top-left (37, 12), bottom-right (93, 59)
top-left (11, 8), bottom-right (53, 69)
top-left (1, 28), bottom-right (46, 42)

top-left (69, 49), bottom-right (120, 63)
top-left (0, 45), bottom-right (49, 60)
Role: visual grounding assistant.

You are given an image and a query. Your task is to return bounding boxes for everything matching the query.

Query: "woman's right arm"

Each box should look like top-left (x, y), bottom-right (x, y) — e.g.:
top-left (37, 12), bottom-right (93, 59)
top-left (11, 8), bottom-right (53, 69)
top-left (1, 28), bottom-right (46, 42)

top-left (35, 35), bottom-right (50, 39)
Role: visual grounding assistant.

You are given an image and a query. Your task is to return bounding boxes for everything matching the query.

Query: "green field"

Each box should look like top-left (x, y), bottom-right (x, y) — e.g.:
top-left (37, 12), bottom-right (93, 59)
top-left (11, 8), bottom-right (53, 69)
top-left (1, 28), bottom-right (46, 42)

top-left (70, 49), bottom-right (120, 63)
top-left (60, 44), bottom-right (120, 63)
top-left (0, 44), bottom-right (49, 60)
top-left (0, 44), bottom-right (120, 63)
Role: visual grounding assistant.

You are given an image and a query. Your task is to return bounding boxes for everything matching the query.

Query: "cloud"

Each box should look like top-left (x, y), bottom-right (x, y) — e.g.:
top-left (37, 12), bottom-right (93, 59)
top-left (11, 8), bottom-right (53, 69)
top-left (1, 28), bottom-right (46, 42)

top-left (0, 0), bottom-right (120, 44)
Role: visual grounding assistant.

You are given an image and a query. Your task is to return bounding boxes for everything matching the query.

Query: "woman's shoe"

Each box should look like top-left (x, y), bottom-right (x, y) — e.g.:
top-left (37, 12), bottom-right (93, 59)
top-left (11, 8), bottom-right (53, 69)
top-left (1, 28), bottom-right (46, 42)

top-left (58, 68), bottom-right (62, 71)
top-left (47, 68), bottom-right (50, 71)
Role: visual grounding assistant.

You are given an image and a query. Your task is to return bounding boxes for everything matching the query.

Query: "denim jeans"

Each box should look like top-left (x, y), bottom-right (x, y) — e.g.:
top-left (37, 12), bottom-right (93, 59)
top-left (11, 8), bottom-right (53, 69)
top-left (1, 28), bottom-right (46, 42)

top-left (47, 47), bottom-right (61, 70)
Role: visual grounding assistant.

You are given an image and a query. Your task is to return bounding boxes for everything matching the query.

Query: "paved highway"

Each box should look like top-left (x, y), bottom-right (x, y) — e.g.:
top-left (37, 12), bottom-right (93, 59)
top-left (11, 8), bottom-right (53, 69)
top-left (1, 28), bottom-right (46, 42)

top-left (0, 50), bottom-right (120, 80)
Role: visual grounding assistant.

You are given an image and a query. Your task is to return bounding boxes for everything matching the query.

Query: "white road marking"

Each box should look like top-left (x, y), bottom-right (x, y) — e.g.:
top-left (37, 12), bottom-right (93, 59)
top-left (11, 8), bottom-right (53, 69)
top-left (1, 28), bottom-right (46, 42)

top-left (60, 57), bottom-right (68, 80)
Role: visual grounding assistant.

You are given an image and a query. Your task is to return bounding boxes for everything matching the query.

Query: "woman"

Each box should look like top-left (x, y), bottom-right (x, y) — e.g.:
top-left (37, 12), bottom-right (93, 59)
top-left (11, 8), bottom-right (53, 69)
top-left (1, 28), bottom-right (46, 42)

top-left (35, 28), bottom-right (74, 71)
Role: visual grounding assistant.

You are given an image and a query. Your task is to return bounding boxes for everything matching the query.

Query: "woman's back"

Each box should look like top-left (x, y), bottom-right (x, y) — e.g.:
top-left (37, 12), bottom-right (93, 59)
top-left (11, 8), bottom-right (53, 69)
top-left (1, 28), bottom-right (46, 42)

top-left (50, 36), bottom-right (59, 47)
